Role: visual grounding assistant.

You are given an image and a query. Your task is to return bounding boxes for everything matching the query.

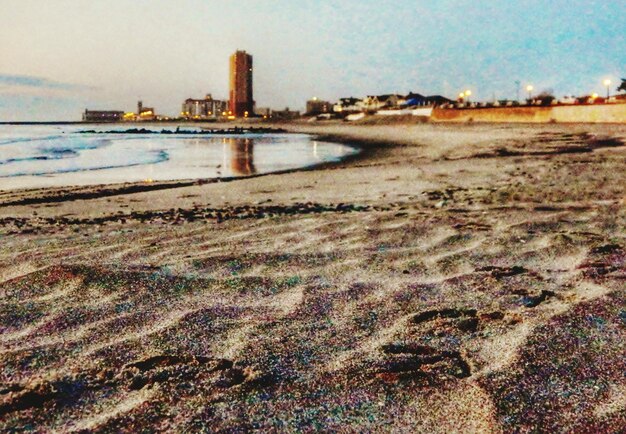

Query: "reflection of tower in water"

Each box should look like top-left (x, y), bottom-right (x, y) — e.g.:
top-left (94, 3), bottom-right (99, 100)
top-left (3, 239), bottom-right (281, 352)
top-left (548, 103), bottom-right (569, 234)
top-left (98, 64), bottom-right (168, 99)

top-left (229, 138), bottom-right (256, 176)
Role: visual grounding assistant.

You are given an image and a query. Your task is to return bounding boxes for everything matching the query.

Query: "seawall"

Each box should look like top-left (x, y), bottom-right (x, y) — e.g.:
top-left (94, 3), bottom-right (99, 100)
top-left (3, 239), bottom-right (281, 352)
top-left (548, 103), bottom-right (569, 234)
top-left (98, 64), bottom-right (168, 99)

top-left (431, 103), bottom-right (626, 124)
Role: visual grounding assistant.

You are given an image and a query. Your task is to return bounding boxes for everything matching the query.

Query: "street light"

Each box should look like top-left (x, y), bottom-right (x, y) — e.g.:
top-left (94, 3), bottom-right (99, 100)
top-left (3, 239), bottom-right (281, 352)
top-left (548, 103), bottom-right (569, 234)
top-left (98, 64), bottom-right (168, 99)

top-left (465, 90), bottom-right (472, 103)
top-left (603, 79), bottom-right (611, 100)
top-left (459, 92), bottom-right (465, 102)
top-left (526, 85), bottom-right (534, 101)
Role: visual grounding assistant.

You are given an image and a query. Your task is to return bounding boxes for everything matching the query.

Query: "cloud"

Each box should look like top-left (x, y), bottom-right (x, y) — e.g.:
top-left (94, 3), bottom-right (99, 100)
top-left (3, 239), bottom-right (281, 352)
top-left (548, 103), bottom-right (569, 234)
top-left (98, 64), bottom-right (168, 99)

top-left (0, 73), bottom-right (95, 92)
top-left (0, 93), bottom-right (85, 121)
top-left (0, 75), bottom-right (99, 121)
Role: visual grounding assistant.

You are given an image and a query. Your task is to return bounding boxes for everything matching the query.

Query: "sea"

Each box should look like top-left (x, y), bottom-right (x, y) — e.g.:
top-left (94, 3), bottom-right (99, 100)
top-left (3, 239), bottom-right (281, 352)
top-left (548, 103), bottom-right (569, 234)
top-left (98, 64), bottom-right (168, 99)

top-left (0, 124), bottom-right (359, 191)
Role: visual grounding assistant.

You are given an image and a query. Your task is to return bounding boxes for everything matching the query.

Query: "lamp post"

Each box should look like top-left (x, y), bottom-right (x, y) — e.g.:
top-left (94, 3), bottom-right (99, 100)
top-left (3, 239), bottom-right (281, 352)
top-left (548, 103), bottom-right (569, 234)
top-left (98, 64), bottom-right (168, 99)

top-left (459, 92), bottom-right (465, 103)
top-left (603, 79), bottom-right (611, 100)
top-left (465, 90), bottom-right (472, 104)
top-left (526, 85), bottom-right (533, 101)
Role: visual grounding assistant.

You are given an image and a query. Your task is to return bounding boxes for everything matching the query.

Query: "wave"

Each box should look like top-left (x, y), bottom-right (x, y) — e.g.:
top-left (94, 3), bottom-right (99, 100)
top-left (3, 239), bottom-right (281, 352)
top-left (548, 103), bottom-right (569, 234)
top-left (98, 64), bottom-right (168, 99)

top-left (38, 137), bottom-right (110, 152)
top-left (0, 149), bottom-right (169, 178)
top-left (0, 148), bottom-right (84, 166)
top-left (0, 137), bottom-right (113, 167)
top-left (0, 154), bottom-right (72, 165)
top-left (0, 135), bottom-right (64, 146)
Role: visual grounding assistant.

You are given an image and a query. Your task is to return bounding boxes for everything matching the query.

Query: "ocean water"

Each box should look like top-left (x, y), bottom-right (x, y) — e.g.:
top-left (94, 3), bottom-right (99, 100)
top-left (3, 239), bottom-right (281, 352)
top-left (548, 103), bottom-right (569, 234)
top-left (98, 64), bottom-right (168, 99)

top-left (0, 125), bottom-right (359, 190)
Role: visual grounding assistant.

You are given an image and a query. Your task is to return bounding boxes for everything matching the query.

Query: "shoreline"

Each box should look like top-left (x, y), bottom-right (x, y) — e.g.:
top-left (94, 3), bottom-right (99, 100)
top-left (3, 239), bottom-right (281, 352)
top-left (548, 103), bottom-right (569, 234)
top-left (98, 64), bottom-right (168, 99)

top-left (0, 127), bottom-right (364, 199)
top-left (0, 133), bottom-right (371, 207)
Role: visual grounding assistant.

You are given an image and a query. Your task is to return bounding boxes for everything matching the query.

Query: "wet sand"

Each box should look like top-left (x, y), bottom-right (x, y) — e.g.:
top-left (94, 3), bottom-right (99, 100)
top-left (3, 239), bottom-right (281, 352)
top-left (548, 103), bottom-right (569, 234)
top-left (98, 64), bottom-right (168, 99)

top-left (0, 122), bottom-right (625, 432)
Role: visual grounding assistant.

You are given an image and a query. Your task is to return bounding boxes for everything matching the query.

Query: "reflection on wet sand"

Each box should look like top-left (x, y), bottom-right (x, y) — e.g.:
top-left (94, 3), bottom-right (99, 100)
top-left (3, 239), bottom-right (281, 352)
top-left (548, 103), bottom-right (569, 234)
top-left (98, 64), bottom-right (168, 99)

top-left (228, 138), bottom-right (256, 175)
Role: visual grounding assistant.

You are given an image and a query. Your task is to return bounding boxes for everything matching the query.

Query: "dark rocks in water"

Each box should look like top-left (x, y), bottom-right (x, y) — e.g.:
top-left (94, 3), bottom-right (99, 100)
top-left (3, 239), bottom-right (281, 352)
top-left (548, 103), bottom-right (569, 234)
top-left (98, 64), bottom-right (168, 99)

top-left (78, 126), bottom-right (287, 135)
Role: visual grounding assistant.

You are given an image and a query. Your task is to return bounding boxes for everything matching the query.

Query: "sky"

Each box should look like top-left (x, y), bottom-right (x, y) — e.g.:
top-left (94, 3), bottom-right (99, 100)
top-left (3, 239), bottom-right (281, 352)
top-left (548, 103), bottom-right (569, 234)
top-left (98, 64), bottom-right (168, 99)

top-left (0, 0), bottom-right (624, 121)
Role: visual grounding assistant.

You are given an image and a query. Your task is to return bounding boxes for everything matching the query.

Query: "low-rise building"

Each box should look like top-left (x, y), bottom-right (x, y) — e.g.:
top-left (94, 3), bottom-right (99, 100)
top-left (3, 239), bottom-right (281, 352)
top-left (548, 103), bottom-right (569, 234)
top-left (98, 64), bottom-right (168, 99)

top-left (254, 107), bottom-right (271, 118)
top-left (271, 107), bottom-right (300, 120)
top-left (82, 109), bottom-right (124, 122)
top-left (404, 92), bottom-right (425, 106)
top-left (404, 93), bottom-right (452, 107)
top-left (558, 96), bottom-right (578, 105)
top-left (137, 101), bottom-right (156, 121)
top-left (181, 94), bottom-right (228, 120)
top-left (362, 94), bottom-right (406, 111)
top-left (120, 101), bottom-right (158, 122)
top-left (335, 92), bottom-right (452, 115)
top-left (333, 97), bottom-right (362, 113)
top-left (362, 95), bottom-right (383, 111)
top-left (305, 98), bottom-right (332, 115)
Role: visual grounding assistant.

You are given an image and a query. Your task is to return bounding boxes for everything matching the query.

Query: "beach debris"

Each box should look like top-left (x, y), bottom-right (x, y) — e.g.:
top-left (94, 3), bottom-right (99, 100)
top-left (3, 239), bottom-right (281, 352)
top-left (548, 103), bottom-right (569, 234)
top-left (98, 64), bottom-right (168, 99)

top-left (0, 202), bottom-right (378, 234)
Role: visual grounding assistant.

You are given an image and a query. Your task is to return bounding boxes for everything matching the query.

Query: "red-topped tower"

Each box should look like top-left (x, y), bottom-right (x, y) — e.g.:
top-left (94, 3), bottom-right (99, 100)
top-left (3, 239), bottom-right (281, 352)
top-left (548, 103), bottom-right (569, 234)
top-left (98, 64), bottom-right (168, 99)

top-left (229, 50), bottom-right (254, 117)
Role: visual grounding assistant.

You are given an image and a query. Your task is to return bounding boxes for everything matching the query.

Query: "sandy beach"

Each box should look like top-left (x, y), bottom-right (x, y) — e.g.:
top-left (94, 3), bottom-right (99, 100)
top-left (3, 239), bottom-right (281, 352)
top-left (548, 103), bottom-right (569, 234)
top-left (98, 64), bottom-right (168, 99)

top-left (0, 121), bottom-right (625, 432)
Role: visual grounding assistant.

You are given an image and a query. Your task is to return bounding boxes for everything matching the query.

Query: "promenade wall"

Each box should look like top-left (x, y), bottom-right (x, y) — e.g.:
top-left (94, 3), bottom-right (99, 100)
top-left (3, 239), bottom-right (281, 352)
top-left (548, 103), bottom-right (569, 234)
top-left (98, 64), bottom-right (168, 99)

top-left (431, 103), bottom-right (626, 124)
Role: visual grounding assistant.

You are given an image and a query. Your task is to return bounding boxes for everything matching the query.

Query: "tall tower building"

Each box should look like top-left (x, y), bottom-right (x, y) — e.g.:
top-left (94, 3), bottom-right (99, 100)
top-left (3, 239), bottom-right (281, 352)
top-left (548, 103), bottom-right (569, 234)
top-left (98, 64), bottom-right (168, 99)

top-left (229, 50), bottom-right (254, 117)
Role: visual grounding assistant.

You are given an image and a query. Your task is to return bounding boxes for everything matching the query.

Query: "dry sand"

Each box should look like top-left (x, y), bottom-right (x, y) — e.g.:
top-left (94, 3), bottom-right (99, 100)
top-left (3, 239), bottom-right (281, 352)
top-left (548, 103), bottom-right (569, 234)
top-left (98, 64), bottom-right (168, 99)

top-left (0, 122), bottom-right (625, 432)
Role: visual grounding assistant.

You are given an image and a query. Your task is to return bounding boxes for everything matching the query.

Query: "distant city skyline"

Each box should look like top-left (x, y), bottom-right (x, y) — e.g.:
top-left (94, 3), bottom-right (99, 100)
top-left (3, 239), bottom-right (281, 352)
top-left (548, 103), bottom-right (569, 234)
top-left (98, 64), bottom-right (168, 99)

top-left (0, 0), bottom-right (624, 120)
